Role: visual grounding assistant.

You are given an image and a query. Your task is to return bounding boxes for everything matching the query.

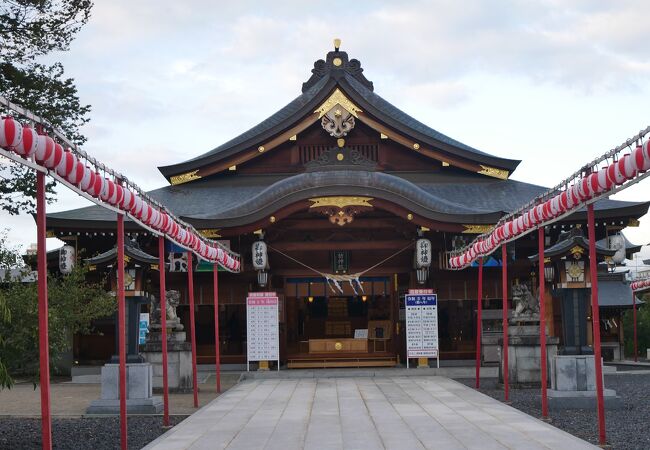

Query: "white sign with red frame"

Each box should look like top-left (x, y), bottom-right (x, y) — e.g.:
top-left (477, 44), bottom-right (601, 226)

top-left (246, 292), bottom-right (280, 370)
top-left (405, 289), bottom-right (439, 368)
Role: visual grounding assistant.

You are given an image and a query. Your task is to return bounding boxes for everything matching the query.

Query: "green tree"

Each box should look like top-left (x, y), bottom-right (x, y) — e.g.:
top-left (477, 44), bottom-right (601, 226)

top-left (0, 0), bottom-right (93, 214)
top-left (0, 263), bottom-right (115, 384)
top-left (622, 296), bottom-right (649, 359)
top-left (0, 229), bottom-right (20, 388)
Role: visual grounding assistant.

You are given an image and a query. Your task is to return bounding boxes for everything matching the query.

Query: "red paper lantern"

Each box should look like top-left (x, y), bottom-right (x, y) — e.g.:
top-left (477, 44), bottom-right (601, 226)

top-left (0, 117), bottom-right (23, 149)
top-left (44, 143), bottom-right (63, 169)
top-left (35, 135), bottom-right (54, 164)
top-left (15, 126), bottom-right (39, 157)
top-left (56, 151), bottom-right (76, 178)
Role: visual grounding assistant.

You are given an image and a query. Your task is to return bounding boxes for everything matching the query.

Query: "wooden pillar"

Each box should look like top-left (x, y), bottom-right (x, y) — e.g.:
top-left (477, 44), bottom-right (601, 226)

top-left (587, 204), bottom-right (607, 446)
top-left (213, 264), bottom-right (221, 393)
top-left (158, 236), bottom-right (170, 426)
top-left (117, 212), bottom-right (127, 450)
top-left (475, 257), bottom-right (483, 389)
top-left (538, 228), bottom-right (549, 418)
top-left (187, 252), bottom-right (199, 408)
top-left (501, 245), bottom-right (509, 402)
top-left (36, 172), bottom-right (52, 450)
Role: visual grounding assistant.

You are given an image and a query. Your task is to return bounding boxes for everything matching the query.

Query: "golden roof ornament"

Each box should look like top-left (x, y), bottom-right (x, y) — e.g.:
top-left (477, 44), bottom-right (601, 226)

top-left (334, 38), bottom-right (341, 51)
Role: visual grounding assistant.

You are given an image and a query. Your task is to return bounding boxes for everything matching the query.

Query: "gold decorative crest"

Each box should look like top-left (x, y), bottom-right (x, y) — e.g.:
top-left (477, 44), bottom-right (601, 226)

top-left (309, 196), bottom-right (373, 209)
top-left (314, 88), bottom-right (363, 118)
top-left (462, 224), bottom-right (495, 234)
top-left (477, 165), bottom-right (509, 180)
top-left (199, 229), bottom-right (221, 238)
top-left (170, 170), bottom-right (201, 185)
top-left (570, 246), bottom-right (585, 258)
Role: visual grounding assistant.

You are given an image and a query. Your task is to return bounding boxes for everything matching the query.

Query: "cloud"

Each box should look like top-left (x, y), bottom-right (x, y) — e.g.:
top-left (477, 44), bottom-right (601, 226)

top-left (3, 0), bottom-right (650, 251)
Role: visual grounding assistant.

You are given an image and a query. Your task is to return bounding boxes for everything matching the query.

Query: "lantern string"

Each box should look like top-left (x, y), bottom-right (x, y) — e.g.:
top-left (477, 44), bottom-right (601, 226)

top-left (268, 241), bottom-right (414, 294)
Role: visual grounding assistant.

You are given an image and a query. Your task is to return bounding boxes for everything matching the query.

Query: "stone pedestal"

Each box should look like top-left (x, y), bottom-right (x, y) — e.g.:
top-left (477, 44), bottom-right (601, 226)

top-left (548, 355), bottom-right (622, 409)
top-left (498, 326), bottom-right (559, 388)
top-left (140, 330), bottom-right (193, 392)
top-left (86, 363), bottom-right (163, 414)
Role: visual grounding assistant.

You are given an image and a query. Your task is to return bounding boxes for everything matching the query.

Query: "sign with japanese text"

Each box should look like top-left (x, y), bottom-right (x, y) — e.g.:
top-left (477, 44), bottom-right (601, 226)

top-left (405, 290), bottom-right (438, 358)
top-left (138, 313), bottom-right (149, 345)
top-left (246, 292), bottom-right (279, 362)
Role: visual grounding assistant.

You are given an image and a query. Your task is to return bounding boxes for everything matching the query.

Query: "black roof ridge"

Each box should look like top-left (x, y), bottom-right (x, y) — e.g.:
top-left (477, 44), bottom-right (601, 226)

top-left (158, 49), bottom-right (521, 180)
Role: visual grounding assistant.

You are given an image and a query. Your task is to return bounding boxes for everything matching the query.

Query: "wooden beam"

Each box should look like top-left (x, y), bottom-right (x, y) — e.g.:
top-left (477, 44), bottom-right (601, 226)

top-left (279, 217), bottom-right (406, 230)
top-left (270, 240), bottom-right (410, 252)
top-left (196, 113), bottom-right (319, 178)
top-left (357, 114), bottom-right (483, 174)
top-left (265, 266), bottom-right (408, 277)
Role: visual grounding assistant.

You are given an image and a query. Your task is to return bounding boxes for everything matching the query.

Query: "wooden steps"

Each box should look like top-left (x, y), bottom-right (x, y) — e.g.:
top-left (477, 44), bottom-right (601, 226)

top-left (287, 355), bottom-right (397, 369)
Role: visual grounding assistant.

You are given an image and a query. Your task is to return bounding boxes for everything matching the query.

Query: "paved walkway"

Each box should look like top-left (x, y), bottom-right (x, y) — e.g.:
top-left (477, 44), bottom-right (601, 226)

top-left (144, 376), bottom-right (597, 450)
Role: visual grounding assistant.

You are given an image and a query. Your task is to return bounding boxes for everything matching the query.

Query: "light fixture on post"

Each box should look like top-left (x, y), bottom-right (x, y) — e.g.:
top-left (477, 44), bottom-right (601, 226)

top-left (257, 270), bottom-right (268, 287)
top-left (415, 229), bottom-right (432, 285)
top-left (544, 265), bottom-right (555, 283)
top-left (416, 266), bottom-right (429, 285)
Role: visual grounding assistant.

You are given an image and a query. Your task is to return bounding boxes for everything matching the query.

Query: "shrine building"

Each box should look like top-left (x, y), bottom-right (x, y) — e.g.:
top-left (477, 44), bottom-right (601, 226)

top-left (46, 42), bottom-right (648, 369)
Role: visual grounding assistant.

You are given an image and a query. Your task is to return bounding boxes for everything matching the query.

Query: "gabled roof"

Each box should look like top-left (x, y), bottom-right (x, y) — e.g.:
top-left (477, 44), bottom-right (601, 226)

top-left (529, 228), bottom-right (616, 260)
top-left (84, 239), bottom-right (157, 266)
top-left (158, 47), bottom-right (520, 181)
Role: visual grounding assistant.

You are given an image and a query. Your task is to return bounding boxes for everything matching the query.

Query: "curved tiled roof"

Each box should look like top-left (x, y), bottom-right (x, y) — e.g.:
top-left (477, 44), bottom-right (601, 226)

top-left (158, 49), bottom-right (520, 179)
top-left (47, 171), bottom-right (649, 231)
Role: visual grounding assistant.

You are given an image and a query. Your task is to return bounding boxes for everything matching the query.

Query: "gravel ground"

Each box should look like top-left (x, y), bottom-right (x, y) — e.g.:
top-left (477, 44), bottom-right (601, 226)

top-left (0, 415), bottom-right (188, 450)
top-left (459, 373), bottom-right (650, 450)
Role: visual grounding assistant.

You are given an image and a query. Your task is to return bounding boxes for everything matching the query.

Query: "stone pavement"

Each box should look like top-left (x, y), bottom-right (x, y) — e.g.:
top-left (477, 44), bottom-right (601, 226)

top-left (143, 376), bottom-right (597, 450)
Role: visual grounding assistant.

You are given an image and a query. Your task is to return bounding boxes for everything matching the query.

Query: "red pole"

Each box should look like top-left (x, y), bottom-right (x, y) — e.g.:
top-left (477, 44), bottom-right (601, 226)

top-left (538, 227), bottom-right (549, 418)
top-left (117, 212), bottom-right (127, 450)
top-left (632, 289), bottom-right (638, 363)
top-left (587, 204), bottom-right (607, 446)
top-left (501, 244), bottom-right (510, 402)
top-left (36, 171), bottom-right (52, 450)
top-left (213, 264), bottom-right (221, 393)
top-left (158, 237), bottom-right (170, 426)
top-left (475, 257), bottom-right (483, 389)
top-left (187, 252), bottom-right (199, 408)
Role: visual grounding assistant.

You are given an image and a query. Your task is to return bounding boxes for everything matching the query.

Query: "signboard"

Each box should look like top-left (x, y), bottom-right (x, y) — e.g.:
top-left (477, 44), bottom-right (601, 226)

top-left (246, 292), bottom-right (279, 370)
top-left (138, 313), bottom-right (150, 345)
top-left (405, 289), bottom-right (439, 367)
top-left (167, 240), bottom-right (232, 272)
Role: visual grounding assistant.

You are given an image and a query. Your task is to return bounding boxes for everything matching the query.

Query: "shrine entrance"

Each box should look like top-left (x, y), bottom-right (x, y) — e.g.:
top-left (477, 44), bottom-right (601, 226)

top-left (283, 277), bottom-right (399, 368)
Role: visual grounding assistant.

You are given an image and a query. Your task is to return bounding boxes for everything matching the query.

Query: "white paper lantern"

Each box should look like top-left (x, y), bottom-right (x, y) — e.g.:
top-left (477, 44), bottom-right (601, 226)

top-left (415, 238), bottom-right (432, 268)
top-left (59, 245), bottom-right (75, 275)
top-left (252, 240), bottom-right (268, 270)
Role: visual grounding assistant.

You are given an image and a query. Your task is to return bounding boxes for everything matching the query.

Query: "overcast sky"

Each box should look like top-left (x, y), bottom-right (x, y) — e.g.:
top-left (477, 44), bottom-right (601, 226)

top-left (2, 0), bottom-right (650, 265)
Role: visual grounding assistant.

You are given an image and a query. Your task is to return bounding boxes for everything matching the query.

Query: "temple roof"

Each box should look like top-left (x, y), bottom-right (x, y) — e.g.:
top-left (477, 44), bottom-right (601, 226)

top-left (47, 171), bottom-right (649, 230)
top-left (158, 47), bottom-right (521, 181)
top-left (529, 228), bottom-right (616, 260)
top-left (84, 239), bottom-right (157, 266)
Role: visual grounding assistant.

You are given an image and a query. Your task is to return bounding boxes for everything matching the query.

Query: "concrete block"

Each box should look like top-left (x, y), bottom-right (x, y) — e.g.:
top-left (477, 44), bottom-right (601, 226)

top-left (547, 388), bottom-right (623, 410)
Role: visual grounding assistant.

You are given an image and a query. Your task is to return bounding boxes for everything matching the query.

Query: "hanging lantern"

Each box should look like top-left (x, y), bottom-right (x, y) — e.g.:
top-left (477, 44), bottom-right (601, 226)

top-left (608, 234), bottom-right (626, 264)
top-left (59, 245), bottom-right (75, 274)
top-left (415, 238), bottom-right (431, 268)
top-left (257, 269), bottom-right (268, 287)
top-left (252, 240), bottom-right (268, 270)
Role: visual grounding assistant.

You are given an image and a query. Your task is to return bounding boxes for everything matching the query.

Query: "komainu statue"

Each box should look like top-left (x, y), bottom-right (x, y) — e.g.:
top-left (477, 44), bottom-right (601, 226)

top-left (149, 290), bottom-right (184, 331)
top-left (511, 283), bottom-right (539, 319)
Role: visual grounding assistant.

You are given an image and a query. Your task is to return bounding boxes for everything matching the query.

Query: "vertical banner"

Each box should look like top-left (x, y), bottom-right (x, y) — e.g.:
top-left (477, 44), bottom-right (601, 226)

top-left (405, 289), bottom-right (439, 368)
top-left (246, 292), bottom-right (279, 371)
